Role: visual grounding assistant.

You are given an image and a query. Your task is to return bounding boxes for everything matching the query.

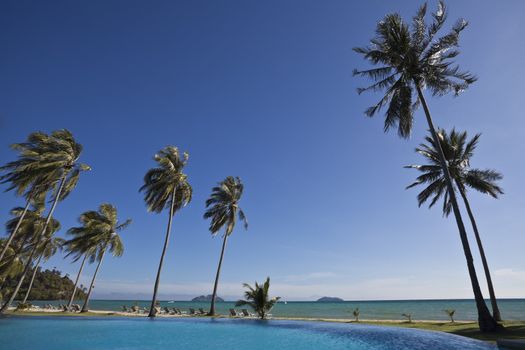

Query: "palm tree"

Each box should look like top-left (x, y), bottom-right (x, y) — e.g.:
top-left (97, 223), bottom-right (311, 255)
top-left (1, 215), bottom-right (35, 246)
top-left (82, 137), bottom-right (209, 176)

top-left (0, 130), bottom-right (90, 314)
top-left (204, 176), bottom-right (248, 316)
top-left (66, 204), bottom-right (129, 313)
top-left (139, 146), bottom-right (192, 318)
top-left (444, 309), bottom-right (456, 323)
top-left (353, 1), bottom-right (497, 331)
top-left (22, 235), bottom-right (64, 304)
top-left (352, 308), bottom-right (360, 322)
top-left (236, 277), bottom-right (280, 319)
top-left (0, 165), bottom-right (52, 265)
top-left (406, 129), bottom-right (503, 321)
top-left (63, 234), bottom-right (99, 309)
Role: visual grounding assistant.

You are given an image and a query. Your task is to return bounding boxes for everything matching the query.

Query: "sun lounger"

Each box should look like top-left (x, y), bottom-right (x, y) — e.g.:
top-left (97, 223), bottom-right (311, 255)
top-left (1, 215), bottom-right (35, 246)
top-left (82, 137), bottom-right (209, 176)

top-left (198, 308), bottom-right (207, 315)
top-left (188, 308), bottom-right (197, 315)
top-left (241, 309), bottom-right (255, 317)
top-left (229, 308), bottom-right (240, 317)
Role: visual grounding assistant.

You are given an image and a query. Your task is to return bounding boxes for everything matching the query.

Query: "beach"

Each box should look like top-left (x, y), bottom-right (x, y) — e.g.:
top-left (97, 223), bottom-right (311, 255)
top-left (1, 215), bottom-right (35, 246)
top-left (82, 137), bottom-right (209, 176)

top-left (23, 298), bottom-right (525, 321)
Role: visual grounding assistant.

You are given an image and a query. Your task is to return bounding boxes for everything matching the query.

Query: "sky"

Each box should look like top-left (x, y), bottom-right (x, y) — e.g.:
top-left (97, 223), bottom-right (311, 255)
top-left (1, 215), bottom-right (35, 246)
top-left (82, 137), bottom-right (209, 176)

top-left (0, 0), bottom-right (524, 301)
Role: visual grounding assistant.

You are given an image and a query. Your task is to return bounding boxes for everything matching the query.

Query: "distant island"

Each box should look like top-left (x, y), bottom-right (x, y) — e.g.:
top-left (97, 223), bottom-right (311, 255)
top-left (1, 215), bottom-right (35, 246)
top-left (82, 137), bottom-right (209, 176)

top-left (191, 295), bottom-right (224, 302)
top-left (316, 297), bottom-right (344, 302)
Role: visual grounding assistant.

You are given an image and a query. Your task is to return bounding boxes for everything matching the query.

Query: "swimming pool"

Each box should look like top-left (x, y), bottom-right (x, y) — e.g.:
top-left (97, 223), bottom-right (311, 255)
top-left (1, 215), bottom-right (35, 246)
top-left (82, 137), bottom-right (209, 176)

top-left (0, 316), bottom-right (495, 350)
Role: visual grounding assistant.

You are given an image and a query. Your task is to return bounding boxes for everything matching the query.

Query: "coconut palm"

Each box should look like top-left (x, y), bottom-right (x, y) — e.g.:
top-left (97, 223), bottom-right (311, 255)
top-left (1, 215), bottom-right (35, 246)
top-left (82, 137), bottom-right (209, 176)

top-left (22, 235), bottom-right (64, 304)
top-left (63, 234), bottom-right (99, 309)
top-left (352, 308), bottom-right (360, 322)
top-left (444, 309), bottom-right (456, 323)
top-left (236, 277), bottom-right (280, 319)
top-left (0, 164), bottom-right (52, 265)
top-left (406, 129), bottom-right (503, 321)
top-left (353, 1), bottom-right (497, 331)
top-left (66, 204), bottom-right (129, 313)
top-left (139, 146), bottom-right (192, 317)
top-left (204, 176), bottom-right (248, 316)
top-left (0, 130), bottom-right (90, 314)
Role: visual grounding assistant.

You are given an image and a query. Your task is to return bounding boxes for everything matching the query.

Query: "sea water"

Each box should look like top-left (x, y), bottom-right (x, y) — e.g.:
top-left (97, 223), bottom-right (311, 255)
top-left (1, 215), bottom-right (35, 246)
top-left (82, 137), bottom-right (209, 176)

top-left (28, 298), bottom-right (525, 320)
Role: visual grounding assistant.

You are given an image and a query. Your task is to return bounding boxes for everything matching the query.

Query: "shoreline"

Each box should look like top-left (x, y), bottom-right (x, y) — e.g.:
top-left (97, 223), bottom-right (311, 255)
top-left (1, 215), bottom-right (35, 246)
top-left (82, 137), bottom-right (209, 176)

top-left (4, 308), bottom-right (525, 344)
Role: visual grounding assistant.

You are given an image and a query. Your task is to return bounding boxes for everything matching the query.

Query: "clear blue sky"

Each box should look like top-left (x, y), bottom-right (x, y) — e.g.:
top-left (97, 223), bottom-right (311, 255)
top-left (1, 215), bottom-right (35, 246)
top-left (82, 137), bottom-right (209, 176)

top-left (1, 0), bottom-right (524, 301)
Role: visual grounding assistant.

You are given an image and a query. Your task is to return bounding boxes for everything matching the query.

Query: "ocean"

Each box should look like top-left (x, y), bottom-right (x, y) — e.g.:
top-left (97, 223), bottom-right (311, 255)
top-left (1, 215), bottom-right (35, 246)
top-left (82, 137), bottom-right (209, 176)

top-left (29, 298), bottom-right (525, 321)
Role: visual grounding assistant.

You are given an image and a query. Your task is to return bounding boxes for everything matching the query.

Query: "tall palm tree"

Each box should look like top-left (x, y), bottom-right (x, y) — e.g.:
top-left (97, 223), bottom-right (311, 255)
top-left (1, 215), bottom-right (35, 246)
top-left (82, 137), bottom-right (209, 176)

top-left (0, 130), bottom-right (90, 314)
top-left (204, 176), bottom-right (248, 316)
top-left (406, 128), bottom-right (503, 321)
top-left (139, 146), bottom-right (192, 317)
top-left (353, 1), bottom-right (498, 331)
top-left (66, 204), bottom-right (129, 313)
top-left (63, 236), bottom-right (98, 309)
top-left (0, 168), bottom-right (52, 265)
top-left (22, 235), bottom-right (64, 304)
top-left (235, 277), bottom-right (280, 319)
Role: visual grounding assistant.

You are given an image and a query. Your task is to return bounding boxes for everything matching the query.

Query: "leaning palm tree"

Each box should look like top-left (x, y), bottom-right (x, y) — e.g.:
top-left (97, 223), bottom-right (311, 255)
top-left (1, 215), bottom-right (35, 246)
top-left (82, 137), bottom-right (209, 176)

top-left (236, 277), bottom-right (280, 319)
top-left (67, 204), bottom-right (129, 313)
top-left (63, 235), bottom-right (99, 309)
top-left (353, 1), bottom-right (497, 331)
top-left (0, 169), bottom-right (51, 265)
top-left (0, 130), bottom-right (90, 314)
top-left (406, 129), bottom-right (503, 321)
top-left (22, 234), bottom-right (64, 304)
top-left (204, 176), bottom-right (248, 316)
top-left (140, 146), bottom-right (192, 317)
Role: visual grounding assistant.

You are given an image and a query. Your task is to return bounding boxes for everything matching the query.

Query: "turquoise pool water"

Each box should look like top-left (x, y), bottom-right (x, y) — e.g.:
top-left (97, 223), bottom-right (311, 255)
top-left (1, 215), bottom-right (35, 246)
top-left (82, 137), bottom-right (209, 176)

top-left (0, 316), bottom-right (495, 350)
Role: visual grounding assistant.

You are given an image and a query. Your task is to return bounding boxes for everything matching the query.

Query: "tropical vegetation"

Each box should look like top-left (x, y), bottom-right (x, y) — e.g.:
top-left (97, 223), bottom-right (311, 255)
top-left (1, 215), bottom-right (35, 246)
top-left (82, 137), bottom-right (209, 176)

top-left (139, 146), bottom-right (192, 317)
top-left (204, 176), bottom-right (248, 316)
top-left (406, 128), bottom-right (503, 321)
top-left (0, 130), bottom-right (90, 314)
top-left (1, 268), bottom-right (86, 301)
top-left (65, 204), bottom-right (129, 312)
top-left (236, 277), bottom-right (280, 319)
top-left (353, 0), bottom-right (498, 331)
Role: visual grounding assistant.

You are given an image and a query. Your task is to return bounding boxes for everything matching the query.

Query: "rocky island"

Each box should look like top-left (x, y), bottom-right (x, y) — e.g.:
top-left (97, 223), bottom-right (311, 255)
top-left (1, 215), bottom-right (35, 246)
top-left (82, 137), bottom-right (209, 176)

top-left (316, 296), bottom-right (344, 302)
top-left (191, 295), bottom-right (224, 302)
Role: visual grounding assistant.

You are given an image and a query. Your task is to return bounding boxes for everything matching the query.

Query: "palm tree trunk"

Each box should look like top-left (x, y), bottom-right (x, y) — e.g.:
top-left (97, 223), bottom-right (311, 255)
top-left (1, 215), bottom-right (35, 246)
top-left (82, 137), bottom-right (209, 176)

top-left (21, 254), bottom-right (43, 304)
top-left (456, 181), bottom-right (502, 322)
top-left (208, 234), bottom-right (229, 316)
top-left (81, 249), bottom-right (106, 313)
top-left (0, 175), bottom-right (67, 314)
top-left (67, 255), bottom-right (87, 309)
top-left (0, 199), bottom-right (31, 264)
top-left (415, 84), bottom-right (498, 332)
top-left (148, 190), bottom-right (176, 318)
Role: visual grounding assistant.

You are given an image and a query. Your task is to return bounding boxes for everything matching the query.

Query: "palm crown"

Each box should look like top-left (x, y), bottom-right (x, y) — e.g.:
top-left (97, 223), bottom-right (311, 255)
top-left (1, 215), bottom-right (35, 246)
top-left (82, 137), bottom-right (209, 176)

top-left (65, 204), bottom-right (129, 262)
top-left (406, 128), bottom-right (503, 215)
top-left (0, 129), bottom-right (90, 201)
top-left (204, 176), bottom-right (248, 236)
top-left (4, 203), bottom-right (47, 248)
top-left (353, 0), bottom-right (476, 138)
top-left (140, 146), bottom-right (192, 214)
top-left (236, 277), bottom-right (280, 319)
